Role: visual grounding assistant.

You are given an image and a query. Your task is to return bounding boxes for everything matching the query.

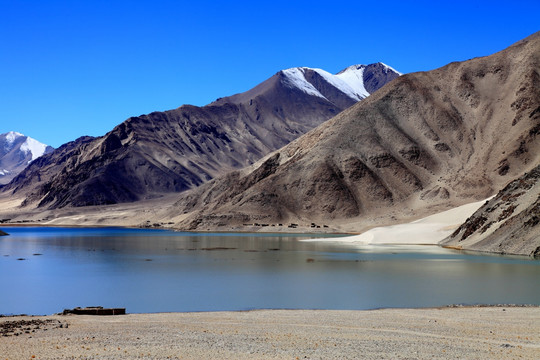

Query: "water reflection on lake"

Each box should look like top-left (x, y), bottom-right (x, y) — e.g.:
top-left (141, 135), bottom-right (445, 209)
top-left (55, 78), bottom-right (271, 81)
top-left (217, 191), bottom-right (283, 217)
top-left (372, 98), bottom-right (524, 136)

top-left (1, 227), bottom-right (539, 315)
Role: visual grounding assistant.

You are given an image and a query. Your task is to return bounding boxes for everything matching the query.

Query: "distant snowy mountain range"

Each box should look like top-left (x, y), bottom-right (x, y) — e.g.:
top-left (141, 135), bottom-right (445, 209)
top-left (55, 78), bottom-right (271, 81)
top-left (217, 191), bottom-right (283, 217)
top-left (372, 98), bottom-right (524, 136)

top-left (0, 132), bottom-right (54, 184)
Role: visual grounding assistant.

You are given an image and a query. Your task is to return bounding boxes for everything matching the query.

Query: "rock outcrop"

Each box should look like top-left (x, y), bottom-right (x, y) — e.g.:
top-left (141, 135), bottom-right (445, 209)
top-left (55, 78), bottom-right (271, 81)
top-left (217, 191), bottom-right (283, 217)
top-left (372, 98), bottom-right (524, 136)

top-left (440, 165), bottom-right (540, 256)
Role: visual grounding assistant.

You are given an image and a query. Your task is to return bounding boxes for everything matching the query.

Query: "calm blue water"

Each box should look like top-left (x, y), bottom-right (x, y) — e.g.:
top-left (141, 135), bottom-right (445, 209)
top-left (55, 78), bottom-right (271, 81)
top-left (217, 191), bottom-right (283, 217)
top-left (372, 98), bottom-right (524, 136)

top-left (0, 227), bottom-right (539, 315)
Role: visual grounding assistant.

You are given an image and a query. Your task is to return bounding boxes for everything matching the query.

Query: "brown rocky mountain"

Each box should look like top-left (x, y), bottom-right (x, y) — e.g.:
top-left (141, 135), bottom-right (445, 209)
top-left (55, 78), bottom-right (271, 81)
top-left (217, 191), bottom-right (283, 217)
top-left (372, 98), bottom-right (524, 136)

top-left (440, 164), bottom-right (540, 257)
top-left (166, 32), bottom-right (540, 235)
top-left (0, 63), bottom-right (400, 209)
top-left (0, 132), bottom-right (54, 185)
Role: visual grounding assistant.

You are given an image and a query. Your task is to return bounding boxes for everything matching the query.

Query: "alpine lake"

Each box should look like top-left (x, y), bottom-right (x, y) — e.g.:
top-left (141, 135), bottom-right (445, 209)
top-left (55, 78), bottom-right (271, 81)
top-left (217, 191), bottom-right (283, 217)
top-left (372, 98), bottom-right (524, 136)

top-left (1, 227), bottom-right (539, 315)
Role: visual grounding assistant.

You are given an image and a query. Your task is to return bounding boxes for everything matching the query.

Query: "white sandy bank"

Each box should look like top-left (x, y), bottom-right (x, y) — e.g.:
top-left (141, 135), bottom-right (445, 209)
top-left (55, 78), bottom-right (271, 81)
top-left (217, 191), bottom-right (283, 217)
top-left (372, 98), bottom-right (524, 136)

top-left (307, 198), bottom-right (489, 245)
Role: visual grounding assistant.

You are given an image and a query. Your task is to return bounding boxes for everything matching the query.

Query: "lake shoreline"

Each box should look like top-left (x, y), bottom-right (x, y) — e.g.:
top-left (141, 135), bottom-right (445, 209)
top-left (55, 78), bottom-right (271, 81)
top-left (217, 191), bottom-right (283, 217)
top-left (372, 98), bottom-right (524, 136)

top-left (3, 220), bottom-right (537, 259)
top-left (0, 222), bottom-right (356, 236)
top-left (2, 306), bottom-right (539, 359)
top-left (2, 227), bottom-right (539, 316)
top-left (2, 303), bottom-right (539, 318)
top-left (1, 197), bottom-right (536, 258)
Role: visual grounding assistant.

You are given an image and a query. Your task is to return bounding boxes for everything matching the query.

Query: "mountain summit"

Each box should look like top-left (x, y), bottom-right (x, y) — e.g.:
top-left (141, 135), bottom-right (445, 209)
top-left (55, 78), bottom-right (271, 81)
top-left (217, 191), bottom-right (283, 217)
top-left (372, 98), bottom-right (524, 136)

top-left (0, 132), bottom-right (53, 184)
top-left (277, 62), bottom-right (402, 103)
top-left (1, 63), bottom-right (400, 208)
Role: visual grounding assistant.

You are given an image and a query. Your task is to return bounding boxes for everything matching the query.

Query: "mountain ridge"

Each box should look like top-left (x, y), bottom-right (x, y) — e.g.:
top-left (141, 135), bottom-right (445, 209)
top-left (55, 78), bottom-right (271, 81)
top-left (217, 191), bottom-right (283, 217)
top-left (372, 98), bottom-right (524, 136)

top-left (0, 63), bottom-right (400, 209)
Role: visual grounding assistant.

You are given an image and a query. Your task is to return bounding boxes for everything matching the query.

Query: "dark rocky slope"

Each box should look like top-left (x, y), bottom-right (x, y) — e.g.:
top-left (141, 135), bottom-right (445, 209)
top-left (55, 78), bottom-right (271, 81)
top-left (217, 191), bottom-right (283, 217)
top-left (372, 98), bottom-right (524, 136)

top-left (167, 32), bottom-right (540, 233)
top-left (440, 165), bottom-right (540, 257)
top-left (1, 64), bottom-right (399, 209)
top-left (2, 136), bottom-right (96, 206)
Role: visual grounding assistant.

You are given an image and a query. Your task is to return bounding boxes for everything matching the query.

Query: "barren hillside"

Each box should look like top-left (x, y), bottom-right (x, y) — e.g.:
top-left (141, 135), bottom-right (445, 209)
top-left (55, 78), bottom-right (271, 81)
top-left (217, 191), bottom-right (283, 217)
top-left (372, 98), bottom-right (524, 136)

top-left (167, 32), bottom-right (540, 234)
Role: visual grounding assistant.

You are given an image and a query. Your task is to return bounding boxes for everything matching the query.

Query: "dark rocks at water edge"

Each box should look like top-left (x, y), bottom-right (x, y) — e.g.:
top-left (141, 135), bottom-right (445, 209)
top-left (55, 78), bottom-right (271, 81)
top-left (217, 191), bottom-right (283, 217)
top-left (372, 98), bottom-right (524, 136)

top-left (0, 229), bottom-right (7, 236)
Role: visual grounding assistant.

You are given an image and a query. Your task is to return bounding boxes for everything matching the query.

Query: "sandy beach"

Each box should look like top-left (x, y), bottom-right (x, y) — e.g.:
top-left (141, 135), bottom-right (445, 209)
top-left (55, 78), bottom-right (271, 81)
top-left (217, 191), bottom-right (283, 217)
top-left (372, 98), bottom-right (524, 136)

top-left (1, 307), bottom-right (539, 359)
top-left (304, 198), bottom-right (490, 246)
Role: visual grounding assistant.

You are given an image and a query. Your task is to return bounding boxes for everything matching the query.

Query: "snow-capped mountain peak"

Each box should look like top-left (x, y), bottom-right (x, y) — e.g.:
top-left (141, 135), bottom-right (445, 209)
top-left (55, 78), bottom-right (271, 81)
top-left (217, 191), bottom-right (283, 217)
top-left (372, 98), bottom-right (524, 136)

top-left (334, 65), bottom-right (370, 100)
top-left (281, 67), bottom-right (328, 100)
top-left (0, 132), bottom-right (54, 184)
top-left (4, 131), bottom-right (23, 147)
top-left (337, 64), bottom-right (367, 73)
top-left (1, 132), bottom-right (51, 161)
top-left (280, 62), bottom-right (401, 103)
top-left (20, 136), bottom-right (50, 161)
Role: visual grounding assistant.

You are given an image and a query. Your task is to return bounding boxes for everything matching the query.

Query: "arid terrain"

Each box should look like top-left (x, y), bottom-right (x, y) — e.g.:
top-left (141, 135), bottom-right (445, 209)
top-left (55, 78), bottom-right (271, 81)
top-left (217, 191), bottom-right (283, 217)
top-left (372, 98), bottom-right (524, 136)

top-left (1, 307), bottom-right (539, 359)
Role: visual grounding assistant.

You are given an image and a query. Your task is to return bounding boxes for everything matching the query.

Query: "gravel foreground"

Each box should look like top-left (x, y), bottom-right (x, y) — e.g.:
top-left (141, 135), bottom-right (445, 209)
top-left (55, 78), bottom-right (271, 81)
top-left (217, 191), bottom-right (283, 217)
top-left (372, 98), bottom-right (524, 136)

top-left (1, 307), bottom-right (539, 359)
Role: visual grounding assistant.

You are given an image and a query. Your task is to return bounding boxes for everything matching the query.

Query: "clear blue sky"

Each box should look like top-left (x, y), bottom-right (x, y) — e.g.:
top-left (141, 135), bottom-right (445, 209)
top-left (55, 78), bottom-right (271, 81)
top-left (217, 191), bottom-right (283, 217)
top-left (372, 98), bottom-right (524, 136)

top-left (1, 0), bottom-right (539, 148)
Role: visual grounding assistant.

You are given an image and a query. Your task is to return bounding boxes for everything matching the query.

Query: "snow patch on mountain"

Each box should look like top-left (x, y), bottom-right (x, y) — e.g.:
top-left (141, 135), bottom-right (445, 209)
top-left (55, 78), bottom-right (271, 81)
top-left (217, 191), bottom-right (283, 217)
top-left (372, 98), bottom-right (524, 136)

top-left (281, 62), bottom-right (400, 102)
top-left (281, 68), bottom-right (328, 100)
top-left (308, 68), bottom-right (366, 101)
top-left (4, 131), bottom-right (23, 148)
top-left (1, 132), bottom-right (51, 163)
top-left (282, 66), bottom-right (369, 101)
top-left (335, 65), bottom-right (370, 99)
top-left (20, 137), bottom-right (49, 162)
top-left (380, 62), bottom-right (402, 75)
